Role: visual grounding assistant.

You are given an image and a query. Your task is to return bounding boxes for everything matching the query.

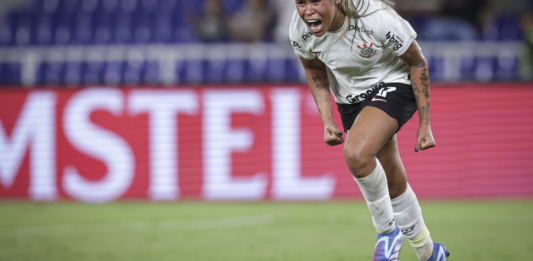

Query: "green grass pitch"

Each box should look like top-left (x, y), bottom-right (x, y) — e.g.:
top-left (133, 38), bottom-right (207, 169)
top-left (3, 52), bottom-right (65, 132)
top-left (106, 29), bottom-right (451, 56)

top-left (0, 201), bottom-right (532, 261)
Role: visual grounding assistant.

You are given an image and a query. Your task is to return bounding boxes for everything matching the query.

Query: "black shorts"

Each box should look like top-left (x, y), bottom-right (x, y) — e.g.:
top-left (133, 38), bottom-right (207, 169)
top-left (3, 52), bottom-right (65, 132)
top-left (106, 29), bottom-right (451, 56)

top-left (337, 82), bottom-right (418, 134)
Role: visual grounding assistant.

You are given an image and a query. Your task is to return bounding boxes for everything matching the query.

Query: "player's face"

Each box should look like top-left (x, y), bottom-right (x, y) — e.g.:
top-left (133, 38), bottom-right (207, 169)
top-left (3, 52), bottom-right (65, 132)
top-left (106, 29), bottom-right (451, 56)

top-left (295, 0), bottom-right (342, 37)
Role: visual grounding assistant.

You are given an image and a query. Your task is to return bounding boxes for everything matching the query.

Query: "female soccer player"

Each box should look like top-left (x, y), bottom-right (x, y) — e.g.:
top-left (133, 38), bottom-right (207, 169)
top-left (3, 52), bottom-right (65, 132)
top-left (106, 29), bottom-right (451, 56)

top-left (290, 0), bottom-right (450, 260)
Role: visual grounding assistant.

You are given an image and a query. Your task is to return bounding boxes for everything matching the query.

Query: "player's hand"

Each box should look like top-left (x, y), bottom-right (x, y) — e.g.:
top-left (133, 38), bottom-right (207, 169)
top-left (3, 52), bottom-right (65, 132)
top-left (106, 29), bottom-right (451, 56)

top-left (324, 124), bottom-right (344, 146)
top-left (415, 124), bottom-right (435, 152)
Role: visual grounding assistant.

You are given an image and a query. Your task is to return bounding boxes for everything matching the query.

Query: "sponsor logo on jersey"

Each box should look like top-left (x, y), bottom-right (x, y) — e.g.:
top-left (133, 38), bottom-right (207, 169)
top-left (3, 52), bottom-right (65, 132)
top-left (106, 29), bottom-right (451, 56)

top-left (385, 31), bottom-right (404, 51)
top-left (292, 40), bottom-right (302, 49)
top-left (302, 32), bottom-right (313, 41)
top-left (349, 25), bottom-right (374, 35)
top-left (357, 42), bottom-right (377, 58)
top-left (346, 82), bottom-right (385, 103)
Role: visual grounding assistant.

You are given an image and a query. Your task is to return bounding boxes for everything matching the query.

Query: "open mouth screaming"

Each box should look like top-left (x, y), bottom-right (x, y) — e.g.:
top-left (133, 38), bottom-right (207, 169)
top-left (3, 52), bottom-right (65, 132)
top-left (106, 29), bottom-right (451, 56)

top-left (306, 19), bottom-right (323, 33)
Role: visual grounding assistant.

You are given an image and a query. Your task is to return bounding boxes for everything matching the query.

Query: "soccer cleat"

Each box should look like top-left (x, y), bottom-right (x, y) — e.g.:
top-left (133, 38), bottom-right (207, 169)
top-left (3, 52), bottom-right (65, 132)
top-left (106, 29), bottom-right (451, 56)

top-left (371, 226), bottom-right (403, 261)
top-left (422, 242), bottom-right (450, 261)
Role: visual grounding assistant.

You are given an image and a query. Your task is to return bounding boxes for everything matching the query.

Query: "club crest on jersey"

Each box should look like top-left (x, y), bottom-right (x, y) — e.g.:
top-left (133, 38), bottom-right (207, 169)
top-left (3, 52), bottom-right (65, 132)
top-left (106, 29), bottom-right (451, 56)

top-left (357, 42), bottom-right (377, 58)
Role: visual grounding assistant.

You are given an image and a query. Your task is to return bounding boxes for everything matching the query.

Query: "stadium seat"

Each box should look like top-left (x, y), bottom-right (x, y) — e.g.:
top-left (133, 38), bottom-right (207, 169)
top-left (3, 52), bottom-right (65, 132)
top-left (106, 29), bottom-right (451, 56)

top-left (140, 0), bottom-right (158, 13)
top-left (102, 0), bottom-right (119, 13)
top-left (0, 26), bottom-right (12, 46)
top-left (154, 13), bottom-right (173, 43)
top-left (64, 62), bottom-right (82, 85)
top-left (35, 14), bottom-right (54, 45)
top-left (460, 56), bottom-right (477, 81)
top-left (183, 60), bottom-right (203, 83)
top-left (174, 26), bottom-right (198, 43)
top-left (104, 61), bottom-right (124, 84)
top-left (73, 12), bottom-right (94, 44)
top-left (40, 61), bottom-right (64, 85)
top-left (0, 63), bottom-right (21, 85)
top-left (158, 0), bottom-right (178, 14)
top-left (14, 12), bottom-right (33, 46)
top-left (133, 12), bottom-right (152, 43)
top-left (54, 13), bottom-right (73, 45)
top-left (248, 59), bottom-right (267, 82)
top-left (226, 60), bottom-right (245, 83)
top-left (267, 59), bottom-right (287, 82)
top-left (83, 61), bottom-right (105, 84)
top-left (124, 60), bottom-right (146, 84)
top-left (0, 13), bottom-right (17, 46)
top-left (94, 13), bottom-right (112, 44)
top-left (114, 12), bottom-right (134, 44)
top-left (27, 0), bottom-right (60, 15)
top-left (80, 0), bottom-right (98, 13)
top-left (144, 61), bottom-right (159, 84)
top-left (60, 0), bottom-right (82, 14)
top-left (206, 60), bottom-right (227, 83)
top-left (285, 59), bottom-right (301, 82)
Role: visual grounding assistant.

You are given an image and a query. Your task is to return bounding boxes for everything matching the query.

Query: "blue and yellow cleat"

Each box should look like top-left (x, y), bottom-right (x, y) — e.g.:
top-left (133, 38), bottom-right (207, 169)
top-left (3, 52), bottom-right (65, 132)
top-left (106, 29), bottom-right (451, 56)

top-left (371, 226), bottom-right (403, 261)
top-left (422, 242), bottom-right (450, 261)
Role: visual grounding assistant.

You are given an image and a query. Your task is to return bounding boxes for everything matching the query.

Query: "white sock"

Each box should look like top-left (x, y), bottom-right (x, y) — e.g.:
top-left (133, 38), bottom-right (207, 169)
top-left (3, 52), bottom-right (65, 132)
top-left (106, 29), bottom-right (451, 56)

top-left (353, 159), bottom-right (395, 234)
top-left (392, 184), bottom-right (434, 260)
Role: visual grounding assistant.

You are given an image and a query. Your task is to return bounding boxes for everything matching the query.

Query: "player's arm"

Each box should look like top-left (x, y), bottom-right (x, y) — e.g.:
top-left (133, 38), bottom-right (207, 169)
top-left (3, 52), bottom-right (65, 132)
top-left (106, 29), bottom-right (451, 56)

top-left (399, 41), bottom-right (436, 152)
top-left (299, 57), bottom-right (344, 146)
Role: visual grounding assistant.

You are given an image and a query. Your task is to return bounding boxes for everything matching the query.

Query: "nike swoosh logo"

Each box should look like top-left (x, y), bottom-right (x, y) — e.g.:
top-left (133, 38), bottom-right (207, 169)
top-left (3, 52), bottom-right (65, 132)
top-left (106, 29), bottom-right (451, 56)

top-left (372, 97), bottom-right (387, 102)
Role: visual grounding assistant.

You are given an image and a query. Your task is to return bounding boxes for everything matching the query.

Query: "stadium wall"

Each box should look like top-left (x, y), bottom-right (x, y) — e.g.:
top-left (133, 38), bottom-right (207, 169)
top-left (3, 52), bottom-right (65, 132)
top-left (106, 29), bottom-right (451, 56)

top-left (0, 84), bottom-right (532, 203)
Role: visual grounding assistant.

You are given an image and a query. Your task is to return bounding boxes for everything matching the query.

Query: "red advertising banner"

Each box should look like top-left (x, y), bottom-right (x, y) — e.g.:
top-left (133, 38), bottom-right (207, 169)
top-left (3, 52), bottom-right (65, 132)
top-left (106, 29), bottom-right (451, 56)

top-left (0, 84), bottom-right (532, 202)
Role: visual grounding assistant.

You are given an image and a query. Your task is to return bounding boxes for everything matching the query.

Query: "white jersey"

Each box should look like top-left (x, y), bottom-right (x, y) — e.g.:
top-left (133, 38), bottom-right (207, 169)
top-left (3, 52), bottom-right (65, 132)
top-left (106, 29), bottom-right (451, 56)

top-left (289, 0), bottom-right (417, 104)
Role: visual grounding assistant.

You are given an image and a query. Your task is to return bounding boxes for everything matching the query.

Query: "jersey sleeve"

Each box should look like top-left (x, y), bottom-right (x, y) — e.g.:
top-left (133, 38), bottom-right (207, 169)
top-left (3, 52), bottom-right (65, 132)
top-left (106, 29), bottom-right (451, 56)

top-left (289, 11), bottom-right (316, 60)
top-left (376, 8), bottom-right (417, 56)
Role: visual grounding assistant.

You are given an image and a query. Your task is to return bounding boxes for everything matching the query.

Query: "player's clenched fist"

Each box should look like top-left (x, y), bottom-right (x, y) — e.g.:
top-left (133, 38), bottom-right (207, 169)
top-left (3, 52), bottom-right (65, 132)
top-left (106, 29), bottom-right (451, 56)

top-left (324, 124), bottom-right (344, 146)
top-left (415, 125), bottom-right (436, 152)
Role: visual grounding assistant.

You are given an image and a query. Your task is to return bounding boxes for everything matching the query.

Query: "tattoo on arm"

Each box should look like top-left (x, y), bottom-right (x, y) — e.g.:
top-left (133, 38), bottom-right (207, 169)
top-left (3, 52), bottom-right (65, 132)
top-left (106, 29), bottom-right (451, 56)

top-left (413, 58), bottom-right (426, 68)
top-left (312, 74), bottom-right (328, 83)
top-left (314, 83), bottom-right (329, 90)
top-left (412, 82), bottom-right (421, 101)
top-left (402, 45), bottom-right (430, 101)
top-left (317, 93), bottom-right (331, 103)
top-left (420, 68), bottom-right (430, 99)
top-left (418, 101), bottom-right (430, 121)
top-left (419, 106), bottom-right (426, 121)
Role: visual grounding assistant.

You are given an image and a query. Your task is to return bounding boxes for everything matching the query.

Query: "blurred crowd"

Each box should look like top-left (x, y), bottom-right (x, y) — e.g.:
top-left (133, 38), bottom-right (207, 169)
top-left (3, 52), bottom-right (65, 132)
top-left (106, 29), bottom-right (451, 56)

top-left (187, 0), bottom-right (533, 43)
top-left (189, 0), bottom-right (533, 78)
top-left (0, 0), bottom-right (531, 44)
top-left (186, 0), bottom-right (533, 77)
top-left (0, 0), bottom-right (531, 84)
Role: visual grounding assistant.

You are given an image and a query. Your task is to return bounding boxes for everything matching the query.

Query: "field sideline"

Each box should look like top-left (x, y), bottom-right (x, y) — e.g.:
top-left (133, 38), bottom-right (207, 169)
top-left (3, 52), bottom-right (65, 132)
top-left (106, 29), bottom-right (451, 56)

top-left (0, 201), bottom-right (532, 261)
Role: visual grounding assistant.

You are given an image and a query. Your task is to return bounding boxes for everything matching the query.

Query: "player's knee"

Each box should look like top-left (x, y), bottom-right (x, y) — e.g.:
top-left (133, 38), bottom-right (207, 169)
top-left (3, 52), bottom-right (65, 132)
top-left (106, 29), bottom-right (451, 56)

top-left (343, 146), bottom-right (373, 178)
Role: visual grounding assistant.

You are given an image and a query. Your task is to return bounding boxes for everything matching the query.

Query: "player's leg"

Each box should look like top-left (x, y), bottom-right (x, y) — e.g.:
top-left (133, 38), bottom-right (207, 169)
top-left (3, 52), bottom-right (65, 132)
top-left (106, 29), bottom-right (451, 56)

top-left (377, 136), bottom-right (449, 261)
top-left (343, 106), bottom-right (402, 261)
top-left (376, 135), bottom-right (407, 199)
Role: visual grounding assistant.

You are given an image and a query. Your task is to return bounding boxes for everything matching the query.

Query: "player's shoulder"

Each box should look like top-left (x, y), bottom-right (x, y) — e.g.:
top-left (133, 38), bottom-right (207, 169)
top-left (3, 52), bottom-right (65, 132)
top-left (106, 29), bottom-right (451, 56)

top-left (289, 10), bottom-right (313, 49)
top-left (289, 10), bottom-right (305, 35)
